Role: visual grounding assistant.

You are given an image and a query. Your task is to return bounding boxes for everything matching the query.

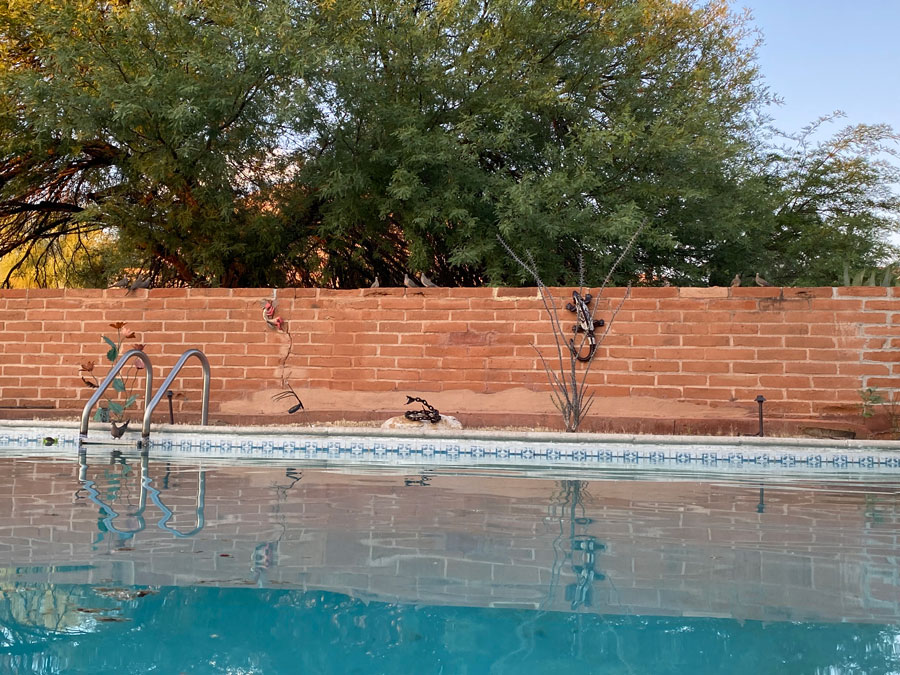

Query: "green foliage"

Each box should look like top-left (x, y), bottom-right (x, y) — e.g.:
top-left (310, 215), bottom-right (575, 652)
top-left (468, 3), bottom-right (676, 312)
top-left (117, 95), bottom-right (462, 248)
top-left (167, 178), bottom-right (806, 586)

top-left (0, 0), bottom-right (301, 286)
top-left (859, 387), bottom-right (885, 419)
top-left (858, 386), bottom-right (900, 437)
top-left (294, 0), bottom-right (766, 286)
top-left (0, 1), bottom-right (897, 287)
top-left (842, 264), bottom-right (898, 287)
top-left (724, 116), bottom-right (900, 287)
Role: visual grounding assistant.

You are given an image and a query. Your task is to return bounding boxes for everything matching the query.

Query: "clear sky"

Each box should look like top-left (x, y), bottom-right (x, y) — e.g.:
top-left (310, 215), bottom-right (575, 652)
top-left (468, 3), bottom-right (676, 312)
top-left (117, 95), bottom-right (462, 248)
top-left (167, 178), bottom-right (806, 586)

top-left (740, 1), bottom-right (900, 136)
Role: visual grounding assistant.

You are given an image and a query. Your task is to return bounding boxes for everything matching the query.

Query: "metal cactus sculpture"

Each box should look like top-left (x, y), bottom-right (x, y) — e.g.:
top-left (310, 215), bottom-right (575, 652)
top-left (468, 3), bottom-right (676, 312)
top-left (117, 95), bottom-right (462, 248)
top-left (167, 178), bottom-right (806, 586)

top-left (498, 223), bottom-right (643, 432)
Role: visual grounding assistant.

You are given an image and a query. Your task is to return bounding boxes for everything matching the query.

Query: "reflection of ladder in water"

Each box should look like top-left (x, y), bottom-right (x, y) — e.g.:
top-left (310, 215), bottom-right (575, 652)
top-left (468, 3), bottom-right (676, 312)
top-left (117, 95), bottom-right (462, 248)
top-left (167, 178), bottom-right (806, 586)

top-left (77, 452), bottom-right (206, 538)
top-left (79, 348), bottom-right (210, 443)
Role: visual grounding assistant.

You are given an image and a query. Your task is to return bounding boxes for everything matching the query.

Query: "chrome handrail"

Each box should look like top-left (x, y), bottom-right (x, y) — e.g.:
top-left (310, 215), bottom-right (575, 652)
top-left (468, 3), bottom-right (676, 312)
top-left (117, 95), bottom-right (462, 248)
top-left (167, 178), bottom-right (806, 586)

top-left (149, 470), bottom-right (207, 537)
top-left (77, 454), bottom-right (206, 539)
top-left (142, 349), bottom-right (210, 437)
top-left (79, 349), bottom-right (153, 439)
top-left (77, 453), bottom-right (150, 538)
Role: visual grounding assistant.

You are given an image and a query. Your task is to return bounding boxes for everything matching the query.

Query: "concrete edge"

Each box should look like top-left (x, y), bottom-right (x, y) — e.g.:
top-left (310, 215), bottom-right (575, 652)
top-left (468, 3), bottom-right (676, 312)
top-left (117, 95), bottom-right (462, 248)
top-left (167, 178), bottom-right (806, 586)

top-left (6, 419), bottom-right (899, 452)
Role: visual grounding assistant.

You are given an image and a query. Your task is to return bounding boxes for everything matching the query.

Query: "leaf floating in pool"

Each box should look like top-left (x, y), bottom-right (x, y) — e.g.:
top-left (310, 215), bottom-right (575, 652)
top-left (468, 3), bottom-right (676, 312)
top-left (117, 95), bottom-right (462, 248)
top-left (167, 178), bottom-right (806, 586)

top-left (95, 587), bottom-right (158, 601)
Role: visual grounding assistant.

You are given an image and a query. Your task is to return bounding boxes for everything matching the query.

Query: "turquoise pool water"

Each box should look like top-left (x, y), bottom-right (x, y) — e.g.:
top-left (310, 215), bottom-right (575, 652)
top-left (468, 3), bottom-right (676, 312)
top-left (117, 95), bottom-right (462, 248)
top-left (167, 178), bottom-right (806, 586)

top-left (1, 450), bottom-right (899, 674)
top-left (4, 586), bottom-right (899, 674)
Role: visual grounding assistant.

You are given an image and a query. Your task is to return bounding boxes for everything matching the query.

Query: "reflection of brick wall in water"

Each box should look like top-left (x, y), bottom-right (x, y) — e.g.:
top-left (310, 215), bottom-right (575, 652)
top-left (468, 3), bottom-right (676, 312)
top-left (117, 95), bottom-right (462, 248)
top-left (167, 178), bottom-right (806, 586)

top-left (1, 459), bottom-right (897, 624)
top-left (0, 286), bottom-right (898, 422)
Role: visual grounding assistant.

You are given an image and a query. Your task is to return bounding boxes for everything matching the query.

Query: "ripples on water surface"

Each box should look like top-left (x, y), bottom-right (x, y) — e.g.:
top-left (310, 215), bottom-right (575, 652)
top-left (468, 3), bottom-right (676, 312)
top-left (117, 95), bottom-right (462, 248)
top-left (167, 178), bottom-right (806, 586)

top-left (0, 450), bottom-right (898, 674)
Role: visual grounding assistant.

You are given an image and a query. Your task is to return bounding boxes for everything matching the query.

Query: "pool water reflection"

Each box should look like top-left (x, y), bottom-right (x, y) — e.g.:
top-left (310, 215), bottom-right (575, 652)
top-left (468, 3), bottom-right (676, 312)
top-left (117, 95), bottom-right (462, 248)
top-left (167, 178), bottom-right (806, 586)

top-left (1, 450), bottom-right (899, 674)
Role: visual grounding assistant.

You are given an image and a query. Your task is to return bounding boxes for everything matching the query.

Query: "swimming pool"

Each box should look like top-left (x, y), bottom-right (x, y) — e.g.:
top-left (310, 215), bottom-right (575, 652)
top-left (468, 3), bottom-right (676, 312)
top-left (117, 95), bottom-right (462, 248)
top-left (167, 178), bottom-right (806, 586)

top-left (1, 430), bottom-right (899, 674)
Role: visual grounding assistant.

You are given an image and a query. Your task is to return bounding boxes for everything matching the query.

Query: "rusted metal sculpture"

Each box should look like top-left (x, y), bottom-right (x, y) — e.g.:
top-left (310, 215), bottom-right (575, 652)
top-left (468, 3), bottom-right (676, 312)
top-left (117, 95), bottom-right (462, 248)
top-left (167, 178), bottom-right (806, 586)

top-left (273, 383), bottom-right (304, 414)
top-left (404, 395), bottom-right (441, 423)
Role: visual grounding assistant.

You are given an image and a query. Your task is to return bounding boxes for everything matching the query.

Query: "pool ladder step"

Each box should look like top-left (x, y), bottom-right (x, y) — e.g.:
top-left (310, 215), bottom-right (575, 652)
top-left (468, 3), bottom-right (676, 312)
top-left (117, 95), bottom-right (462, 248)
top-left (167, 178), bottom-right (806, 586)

top-left (79, 348), bottom-right (210, 444)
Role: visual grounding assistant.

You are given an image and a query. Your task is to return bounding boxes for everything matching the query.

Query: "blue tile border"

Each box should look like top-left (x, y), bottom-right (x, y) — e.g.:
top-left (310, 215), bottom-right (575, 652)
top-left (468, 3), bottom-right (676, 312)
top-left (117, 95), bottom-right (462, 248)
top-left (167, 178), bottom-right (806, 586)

top-left (3, 425), bottom-right (900, 473)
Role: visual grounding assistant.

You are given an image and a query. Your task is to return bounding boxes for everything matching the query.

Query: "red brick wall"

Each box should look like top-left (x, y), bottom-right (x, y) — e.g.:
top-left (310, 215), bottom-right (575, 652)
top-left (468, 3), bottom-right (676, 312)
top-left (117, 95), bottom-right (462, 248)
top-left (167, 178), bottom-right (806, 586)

top-left (0, 286), bottom-right (897, 421)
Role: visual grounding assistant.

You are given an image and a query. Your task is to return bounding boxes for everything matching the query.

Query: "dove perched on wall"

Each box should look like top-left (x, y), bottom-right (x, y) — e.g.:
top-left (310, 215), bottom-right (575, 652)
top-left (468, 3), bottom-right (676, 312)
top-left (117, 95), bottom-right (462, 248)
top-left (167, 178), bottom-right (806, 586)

top-left (126, 276), bottom-right (151, 294)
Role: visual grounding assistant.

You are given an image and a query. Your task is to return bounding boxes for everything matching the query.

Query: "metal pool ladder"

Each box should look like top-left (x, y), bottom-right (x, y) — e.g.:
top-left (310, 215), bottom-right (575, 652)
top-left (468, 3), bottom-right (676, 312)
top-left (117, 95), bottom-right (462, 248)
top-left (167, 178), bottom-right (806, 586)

top-left (79, 348), bottom-right (210, 441)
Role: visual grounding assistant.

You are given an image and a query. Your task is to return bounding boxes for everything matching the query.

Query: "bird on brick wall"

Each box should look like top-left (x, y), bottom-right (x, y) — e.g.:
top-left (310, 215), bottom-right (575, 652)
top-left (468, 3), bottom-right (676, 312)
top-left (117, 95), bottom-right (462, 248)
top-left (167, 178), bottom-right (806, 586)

top-left (755, 273), bottom-right (772, 287)
top-left (108, 276), bottom-right (130, 289)
top-left (730, 273), bottom-right (741, 287)
top-left (110, 420), bottom-right (129, 438)
top-left (403, 273), bottom-right (419, 288)
top-left (370, 276), bottom-right (380, 288)
top-left (419, 272), bottom-right (437, 287)
top-left (126, 275), bottom-right (151, 294)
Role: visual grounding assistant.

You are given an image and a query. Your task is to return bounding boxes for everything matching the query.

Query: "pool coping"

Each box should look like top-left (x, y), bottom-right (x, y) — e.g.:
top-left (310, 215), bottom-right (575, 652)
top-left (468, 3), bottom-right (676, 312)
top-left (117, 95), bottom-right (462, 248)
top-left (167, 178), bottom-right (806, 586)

top-left (3, 418), bottom-right (899, 451)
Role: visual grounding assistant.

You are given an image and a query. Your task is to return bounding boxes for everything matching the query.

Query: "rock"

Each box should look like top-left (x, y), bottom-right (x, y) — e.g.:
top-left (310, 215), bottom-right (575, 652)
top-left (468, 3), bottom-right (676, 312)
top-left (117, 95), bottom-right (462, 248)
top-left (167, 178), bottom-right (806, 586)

top-left (381, 415), bottom-right (463, 430)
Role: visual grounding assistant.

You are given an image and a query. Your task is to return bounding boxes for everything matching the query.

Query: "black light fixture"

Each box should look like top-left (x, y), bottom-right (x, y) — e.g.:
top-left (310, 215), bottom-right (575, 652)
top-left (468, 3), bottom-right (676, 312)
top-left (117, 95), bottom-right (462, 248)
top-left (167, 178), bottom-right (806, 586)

top-left (755, 395), bottom-right (766, 437)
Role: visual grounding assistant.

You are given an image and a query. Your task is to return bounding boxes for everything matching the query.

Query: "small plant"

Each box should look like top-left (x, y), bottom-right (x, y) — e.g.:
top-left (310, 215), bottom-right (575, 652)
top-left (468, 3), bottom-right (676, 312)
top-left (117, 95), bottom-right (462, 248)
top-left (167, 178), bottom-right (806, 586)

top-left (858, 386), bottom-right (900, 437)
top-left (79, 322), bottom-right (146, 423)
top-left (858, 387), bottom-right (884, 419)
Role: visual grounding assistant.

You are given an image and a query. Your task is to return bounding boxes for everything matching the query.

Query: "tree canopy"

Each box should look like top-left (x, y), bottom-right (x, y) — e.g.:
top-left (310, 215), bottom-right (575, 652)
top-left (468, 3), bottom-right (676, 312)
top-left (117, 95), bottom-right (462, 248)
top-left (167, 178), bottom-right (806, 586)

top-left (1, 0), bottom-right (897, 288)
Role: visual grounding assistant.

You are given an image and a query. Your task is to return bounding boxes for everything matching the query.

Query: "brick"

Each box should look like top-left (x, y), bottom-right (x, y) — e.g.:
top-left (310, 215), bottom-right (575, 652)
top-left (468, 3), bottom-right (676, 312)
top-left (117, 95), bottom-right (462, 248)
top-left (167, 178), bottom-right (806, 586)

top-left (682, 360), bottom-right (730, 374)
top-left (708, 375), bottom-right (760, 387)
top-left (861, 352), bottom-right (900, 366)
top-left (756, 348), bottom-right (807, 361)
top-left (631, 335), bottom-right (681, 347)
top-left (759, 375), bottom-right (812, 388)
top-left (682, 335), bottom-right (730, 347)
top-left (836, 286), bottom-right (888, 297)
top-left (783, 362), bottom-right (838, 375)
top-left (605, 373), bottom-right (656, 386)
top-left (495, 287), bottom-right (539, 298)
top-left (863, 377), bottom-right (900, 389)
top-left (629, 287), bottom-right (679, 298)
top-left (679, 287), bottom-right (728, 298)
top-left (760, 323), bottom-right (808, 336)
top-left (730, 287), bottom-right (782, 297)
top-left (733, 361), bottom-right (784, 374)
top-left (631, 386), bottom-right (682, 397)
top-left (782, 287), bottom-right (832, 298)
top-left (631, 360), bottom-right (680, 373)
top-left (681, 387), bottom-right (734, 399)
top-left (658, 374), bottom-right (708, 386)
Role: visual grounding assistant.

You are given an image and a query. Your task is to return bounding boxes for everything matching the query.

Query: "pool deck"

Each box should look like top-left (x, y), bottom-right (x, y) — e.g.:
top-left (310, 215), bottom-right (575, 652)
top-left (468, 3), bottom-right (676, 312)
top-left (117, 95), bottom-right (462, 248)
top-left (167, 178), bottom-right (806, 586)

top-left (0, 405), bottom-right (881, 439)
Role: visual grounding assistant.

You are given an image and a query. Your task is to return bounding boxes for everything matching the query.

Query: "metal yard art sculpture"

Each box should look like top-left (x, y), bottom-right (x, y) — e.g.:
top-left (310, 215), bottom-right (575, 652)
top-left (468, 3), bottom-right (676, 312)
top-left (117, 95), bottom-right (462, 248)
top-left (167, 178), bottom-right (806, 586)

top-left (403, 396), bottom-right (442, 424)
top-left (498, 222), bottom-right (644, 432)
top-left (565, 291), bottom-right (604, 363)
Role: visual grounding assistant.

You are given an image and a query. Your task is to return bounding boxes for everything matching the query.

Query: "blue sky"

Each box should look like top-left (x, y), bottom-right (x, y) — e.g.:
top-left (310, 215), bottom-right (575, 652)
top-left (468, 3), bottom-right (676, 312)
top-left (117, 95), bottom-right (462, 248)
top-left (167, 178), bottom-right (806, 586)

top-left (740, 1), bottom-right (900, 136)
